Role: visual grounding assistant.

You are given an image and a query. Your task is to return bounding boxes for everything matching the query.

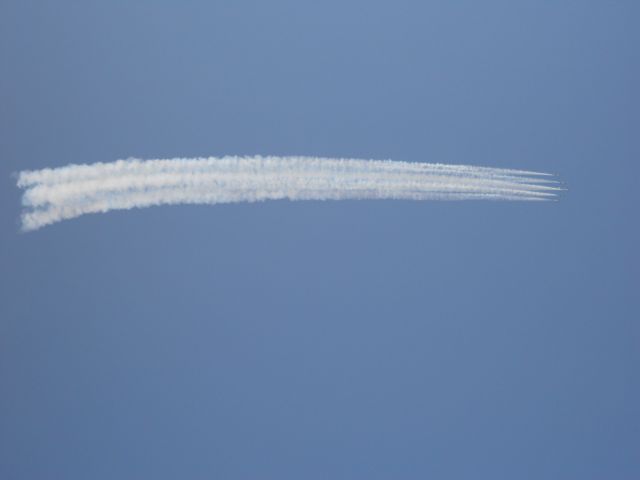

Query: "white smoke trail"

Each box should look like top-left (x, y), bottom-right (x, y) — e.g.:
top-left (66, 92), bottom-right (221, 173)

top-left (16, 156), bottom-right (561, 231)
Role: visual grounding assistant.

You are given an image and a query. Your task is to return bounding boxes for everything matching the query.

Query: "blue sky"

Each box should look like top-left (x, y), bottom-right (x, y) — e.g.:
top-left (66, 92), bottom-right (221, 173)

top-left (1, 1), bottom-right (638, 478)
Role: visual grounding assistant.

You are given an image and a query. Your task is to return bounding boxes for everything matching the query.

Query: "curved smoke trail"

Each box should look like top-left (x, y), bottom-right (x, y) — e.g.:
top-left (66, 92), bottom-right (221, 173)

top-left (16, 156), bottom-right (561, 231)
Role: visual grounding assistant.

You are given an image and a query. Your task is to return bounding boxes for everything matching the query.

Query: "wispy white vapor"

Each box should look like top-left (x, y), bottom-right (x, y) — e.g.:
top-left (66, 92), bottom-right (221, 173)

top-left (16, 156), bottom-right (561, 231)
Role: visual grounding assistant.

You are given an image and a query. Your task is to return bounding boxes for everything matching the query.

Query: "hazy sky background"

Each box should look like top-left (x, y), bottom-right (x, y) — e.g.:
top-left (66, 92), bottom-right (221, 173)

top-left (1, 1), bottom-right (638, 478)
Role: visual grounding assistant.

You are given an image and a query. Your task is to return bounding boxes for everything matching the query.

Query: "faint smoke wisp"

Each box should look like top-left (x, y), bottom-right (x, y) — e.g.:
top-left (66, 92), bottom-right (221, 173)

top-left (16, 156), bottom-right (561, 231)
